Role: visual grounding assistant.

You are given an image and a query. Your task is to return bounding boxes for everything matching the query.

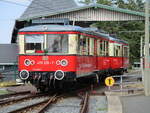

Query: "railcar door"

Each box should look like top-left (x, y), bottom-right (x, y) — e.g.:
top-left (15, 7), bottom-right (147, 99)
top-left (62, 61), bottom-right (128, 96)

top-left (97, 39), bottom-right (110, 70)
top-left (123, 46), bottom-right (129, 69)
top-left (111, 43), bottom-right (123, 69)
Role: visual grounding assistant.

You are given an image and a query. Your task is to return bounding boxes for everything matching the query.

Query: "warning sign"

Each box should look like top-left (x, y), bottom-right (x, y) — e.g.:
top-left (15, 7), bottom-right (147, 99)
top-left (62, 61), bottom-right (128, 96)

top-left (105, 77), bottom-right (115, 87)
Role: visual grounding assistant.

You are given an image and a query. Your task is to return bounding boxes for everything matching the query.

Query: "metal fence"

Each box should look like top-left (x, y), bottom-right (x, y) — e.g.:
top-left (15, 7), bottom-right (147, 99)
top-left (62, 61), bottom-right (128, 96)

top-left (0, 66), bottom-right (18, 82)
top-left (107, 74), bottom-right (143, 94)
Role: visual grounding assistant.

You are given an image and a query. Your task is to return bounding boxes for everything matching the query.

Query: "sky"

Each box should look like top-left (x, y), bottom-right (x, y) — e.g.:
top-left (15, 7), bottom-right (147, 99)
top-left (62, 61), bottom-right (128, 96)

top-left (0, 0), bottom-right (85, 44)
top-left (0, 0), bottom-right (31, 44)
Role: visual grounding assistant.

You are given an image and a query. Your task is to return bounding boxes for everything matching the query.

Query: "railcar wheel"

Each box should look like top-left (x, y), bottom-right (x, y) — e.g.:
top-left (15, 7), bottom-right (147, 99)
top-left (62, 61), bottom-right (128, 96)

top-left (39, 86), bottom-right (49, 92)
top-left (118, 70), bottom-right (124, 75)
top-left (38, 87), bottom-right (46, 92)
top-left (99, 74), bottom-right (106, 81)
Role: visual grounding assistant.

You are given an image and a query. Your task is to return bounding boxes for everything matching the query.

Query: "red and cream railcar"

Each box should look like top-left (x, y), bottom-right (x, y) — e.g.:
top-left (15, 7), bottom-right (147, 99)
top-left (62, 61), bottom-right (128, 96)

top-left (17, 25), bottom-right (129, 90)
top-left (97, 35), bottom-right (129, 76)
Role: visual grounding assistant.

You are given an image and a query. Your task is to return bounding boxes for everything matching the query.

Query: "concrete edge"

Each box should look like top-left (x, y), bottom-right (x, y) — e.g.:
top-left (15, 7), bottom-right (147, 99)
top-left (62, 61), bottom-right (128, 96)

top-left (106, 94), bottom-right (123, 113)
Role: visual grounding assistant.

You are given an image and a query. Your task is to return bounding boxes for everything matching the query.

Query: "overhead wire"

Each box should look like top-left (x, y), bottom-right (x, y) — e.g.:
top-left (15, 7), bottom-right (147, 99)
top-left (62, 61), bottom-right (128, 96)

top-left (0, 0), bottom-right (30, 7)
top-left (0, 0), bottom-right (58, 20)
top-left (0, 0), bottom-right (56, 11)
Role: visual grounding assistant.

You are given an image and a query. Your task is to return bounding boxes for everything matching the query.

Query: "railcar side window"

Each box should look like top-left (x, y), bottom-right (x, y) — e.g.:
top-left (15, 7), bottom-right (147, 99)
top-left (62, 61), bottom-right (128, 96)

top-left (114, 45), bottom-right (122, 56)
top-left (105, 41), bottom-right (109, 56)
top-left (97, 40), bottom-right (100, 56)
top-left (78, 35), bottom-right (89, 55)
top-left (99, 40), bottom-right (109, 56)
top-left (100, 40), bottom-right (104, 56)
top-left (47, 34), bottom-right (68, 53)
top-left (89, 38), bottom-right (94, 55)
top-left (123, 47), bottom-right (128, 57)
top-left (25, 34), bottom-right (44, 53)
top-left (82, 36), bottom-right (87, 55)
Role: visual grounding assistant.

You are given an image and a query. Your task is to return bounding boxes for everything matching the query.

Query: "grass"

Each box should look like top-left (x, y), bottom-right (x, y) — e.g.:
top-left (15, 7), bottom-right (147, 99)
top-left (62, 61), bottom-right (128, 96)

top-left (0, 90), bottom-right (9, 95)
top-left (97, 107), bottom-right (107, 111)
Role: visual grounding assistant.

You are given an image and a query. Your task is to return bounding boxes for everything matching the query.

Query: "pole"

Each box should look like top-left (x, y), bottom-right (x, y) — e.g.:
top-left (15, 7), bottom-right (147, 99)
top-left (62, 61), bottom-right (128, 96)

top-left (73, 21), bottom-right (75, 26)
top-left (140, 36), bottom-right (144, 83)
top-left (144, 0), bottom-right (150, 96)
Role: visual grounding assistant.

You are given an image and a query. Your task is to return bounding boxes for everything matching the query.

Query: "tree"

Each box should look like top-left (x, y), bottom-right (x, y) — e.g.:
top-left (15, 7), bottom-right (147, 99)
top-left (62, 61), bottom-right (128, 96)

top-left (97, 0), bottom-right (112, 5)
top-left (93, 0), bottom-right (145, 64)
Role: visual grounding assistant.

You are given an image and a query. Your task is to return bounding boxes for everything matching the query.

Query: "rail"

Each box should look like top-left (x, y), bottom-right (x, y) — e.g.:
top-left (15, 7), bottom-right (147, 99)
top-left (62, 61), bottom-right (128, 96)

top-left (80, 92), bottom-right (89, 113)
top-left (7, 94), bottom-right (57, 113)
top-left (38, 94), bottom-right (58, 113)
top-left (0, 93), bottom-right (46, 106)
top-left (0, 91), bottom-right (30, 100)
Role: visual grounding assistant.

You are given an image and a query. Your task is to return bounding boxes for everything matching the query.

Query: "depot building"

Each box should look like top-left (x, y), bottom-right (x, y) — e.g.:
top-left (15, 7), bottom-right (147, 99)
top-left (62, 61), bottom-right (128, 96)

top-left (0, 44), bottom-right (18, 71)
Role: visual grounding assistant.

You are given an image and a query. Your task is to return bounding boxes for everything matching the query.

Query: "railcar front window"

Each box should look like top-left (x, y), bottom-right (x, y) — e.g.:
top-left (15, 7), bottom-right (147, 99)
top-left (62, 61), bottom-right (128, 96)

top-left (47, 34), bottom-right (68, 53)
top-left (25, 34), bottom-right (44, 53)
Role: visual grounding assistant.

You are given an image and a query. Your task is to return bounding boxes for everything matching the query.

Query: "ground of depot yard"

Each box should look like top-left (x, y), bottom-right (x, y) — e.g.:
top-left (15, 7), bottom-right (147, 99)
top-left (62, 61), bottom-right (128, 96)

top-left (0, 69), bottom-right (150, 113)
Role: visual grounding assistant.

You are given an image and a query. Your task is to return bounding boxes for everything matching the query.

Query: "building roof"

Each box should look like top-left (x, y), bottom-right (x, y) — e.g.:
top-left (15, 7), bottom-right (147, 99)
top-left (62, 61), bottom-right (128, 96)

top-left (19, 0), bottom-right (145, 21)
top-left (0, 44), bottom-right (18, 65)
top-left (19, 0), bottom-right (79, 21)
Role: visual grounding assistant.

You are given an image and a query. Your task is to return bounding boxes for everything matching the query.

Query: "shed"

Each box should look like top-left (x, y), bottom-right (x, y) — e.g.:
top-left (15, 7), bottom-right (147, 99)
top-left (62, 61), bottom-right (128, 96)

top-left (0, 44), bottom-right (18, 71)
top-left (11, 0), bottom-right (146, 43)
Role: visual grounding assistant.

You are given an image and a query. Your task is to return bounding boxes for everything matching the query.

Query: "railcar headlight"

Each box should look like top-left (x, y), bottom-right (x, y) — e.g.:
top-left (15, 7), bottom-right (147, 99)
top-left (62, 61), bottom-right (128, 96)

top-left (54, 70), bottom-right (64, 80)
top-left (19, 70), bottom-right (29, 80)
top-left (60, 59), bottom-right (68, 66)
top-left (24, 59), bottom-right (31, 66)
top-left (56, 60), bottom-right (61, 65)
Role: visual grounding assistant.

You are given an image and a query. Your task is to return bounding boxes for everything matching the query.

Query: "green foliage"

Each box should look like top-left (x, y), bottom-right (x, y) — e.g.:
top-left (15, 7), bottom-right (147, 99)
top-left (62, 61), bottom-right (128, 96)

top-left (97, 0), bottom-right (112, 5)
top-left (0, 90), bottom-right (9, 95)
top-left (93, 0), bottom-right (145, 64)
top-left (114, 0), bottom-right (144, 11)
top-left (78, 0), bottom-right (91, 5)
top-left (83, 0), bottom-right (91, 4)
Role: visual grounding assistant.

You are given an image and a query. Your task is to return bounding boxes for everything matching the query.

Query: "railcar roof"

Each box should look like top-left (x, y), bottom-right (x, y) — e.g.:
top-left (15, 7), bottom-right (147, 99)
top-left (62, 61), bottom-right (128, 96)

top-left (19, 25), bottom-right (128, 44)
top-left (19, 25), bottom-right (84, 32)
top-left (108, 36), bottom-right (128, 44)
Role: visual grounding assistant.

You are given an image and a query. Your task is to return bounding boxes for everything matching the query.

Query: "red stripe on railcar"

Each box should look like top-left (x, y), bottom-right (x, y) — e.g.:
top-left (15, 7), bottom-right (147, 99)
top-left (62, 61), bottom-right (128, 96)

top-left (76, 56), bottom-right (97, 75)
top-left (97, 56), bottom-right (129, 70)
top-left (97, 56), bottom-right (111, 70)
top-left (18, 55), bottom-right (76, 72)
top-left (109, 57), bottom-right (124, 69)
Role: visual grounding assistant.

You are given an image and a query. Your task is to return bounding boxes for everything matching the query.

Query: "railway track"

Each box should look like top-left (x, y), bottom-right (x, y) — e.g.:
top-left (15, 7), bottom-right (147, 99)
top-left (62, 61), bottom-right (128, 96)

top-left (0, 91), bottom-right (32, 104)
top-left (0, 91), bottom-right (30, 100)
top-left (7, 94), bottom-right (59, 113)
top-left (0, 82), bottom-right (106, 113)
top-left (2, 92), bottom-right (90, 113)
top-left (80, 92), bottom-right (89, 113)
top-left (6, 94), bottom-right (75, 113)
top-left (0, 93), bottom-right (51, 113)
